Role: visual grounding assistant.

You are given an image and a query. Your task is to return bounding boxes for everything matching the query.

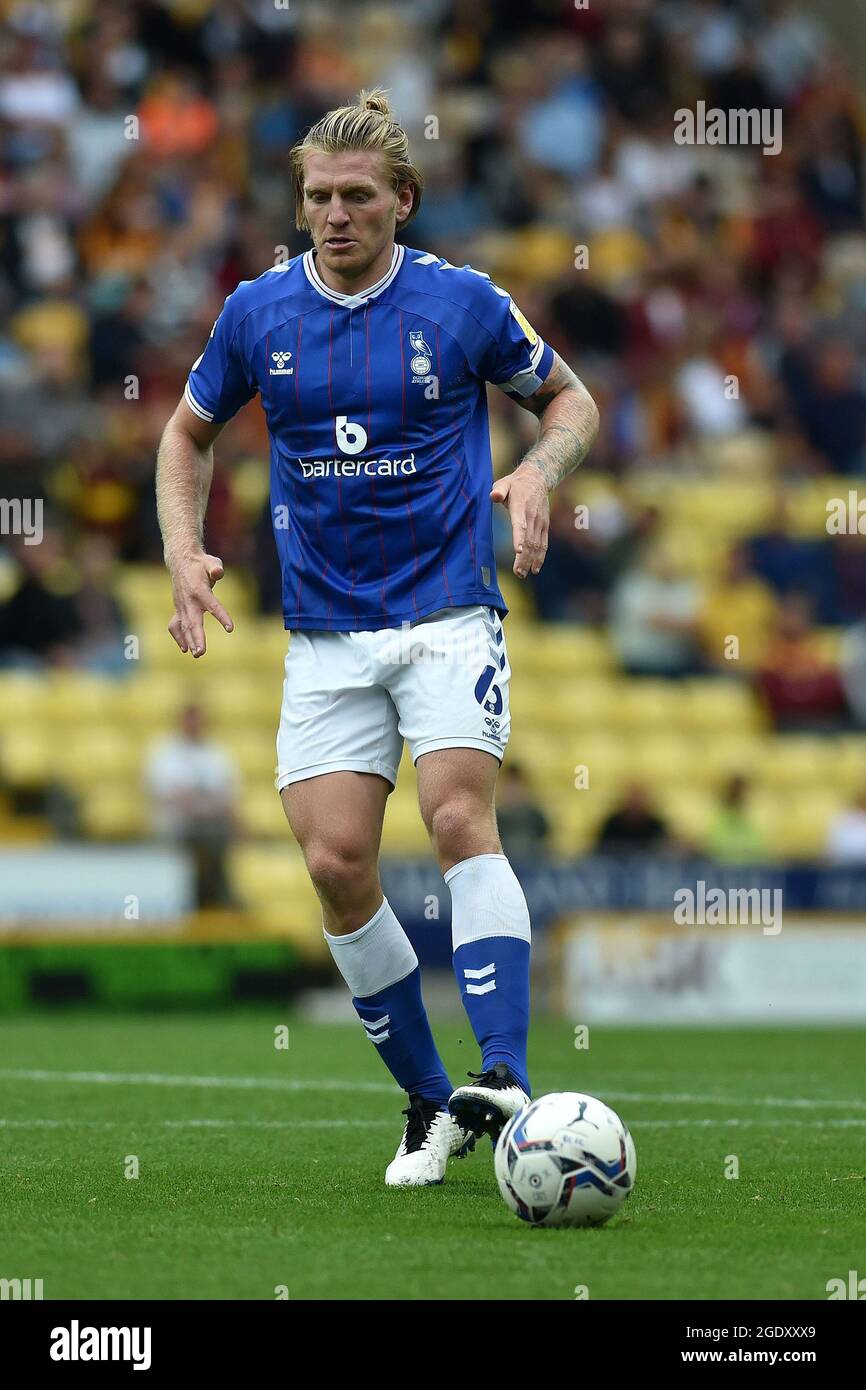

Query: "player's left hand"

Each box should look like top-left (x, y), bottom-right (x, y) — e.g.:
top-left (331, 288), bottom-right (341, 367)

top-left (490, 465), bottom-right (549, 578)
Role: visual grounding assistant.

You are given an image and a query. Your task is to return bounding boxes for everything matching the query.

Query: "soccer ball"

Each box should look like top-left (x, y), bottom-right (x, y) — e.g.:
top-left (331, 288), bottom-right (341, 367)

top-left (494, 1091), bottom-right (637, 1228)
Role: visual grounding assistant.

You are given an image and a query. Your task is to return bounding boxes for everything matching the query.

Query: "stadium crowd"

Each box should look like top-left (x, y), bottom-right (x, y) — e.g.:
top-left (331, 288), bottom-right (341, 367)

top-left (1, 0), bottom-right (865, 871)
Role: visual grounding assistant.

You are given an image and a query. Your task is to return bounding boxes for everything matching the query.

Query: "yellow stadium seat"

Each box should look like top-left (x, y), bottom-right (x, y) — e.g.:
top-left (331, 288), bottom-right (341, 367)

top-left (815, 629), bottom-right (843, 663)
top-left (658, 527), bottom-right (728, 578)
top-left (545, 788), bottom-right (615, 855)
top-left (609, 682), bottom-right (683, 732)
top-left (199, 676), bottom-right (279, 729)
top-left (676, 679), bottom-right (762, 734)
top-left (699, 431), bottom-right (778, 478)
top-left (509, 728), bottom-right (585, 783)
top-left (221, 730), bottom-right (276, 781)
top-left (228, 844), bottom-right (325, 957)
top-left (229, 844), bottom-right (311, 904)
top-left (79, 785), bottom-right (148, 838)
top-left (511, 679), bottom-right (616, 731)
top-left (752, 792), bottom-right (842, 858)
top-left (382, 786), bottom-right (429, 854)
top-left (672, 479), bottom-right (774, 538)
top-left (628, 734), bottom-right (704, 787)
top-left (497, 574), bottom-right (534, 621)
top-left (697, 735), bottom-right (767, 785)
top-left (786, 479), bottom-right (851, 538)
top-left (758, 738), bottom-right (835, 790)
top-left (248, 620), bottom-right (292, 671)
top-left (239, 784), bottom-right (286, 837)
top-left (568, 734), bottom-right (636, 795)
top-left (0, 727), bottom-right (54, 786)
top-left (42, 673), bottom-right (121, 727)
top-left (118, 673), bottom-right (189, 730)
top-left (657, 788), bottom-right (715, 842)
top-left (829, 737), bottom-right (866, 795)
top-left (525, 626), bottom-right (614, 677)
top-left (0, 674), bottom-right (50, 727)
top-left (56, 728), bottom-right (143, 788)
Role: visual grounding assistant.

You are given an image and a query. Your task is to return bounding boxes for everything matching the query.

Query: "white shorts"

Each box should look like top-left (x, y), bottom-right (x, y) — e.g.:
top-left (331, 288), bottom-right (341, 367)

top-left (275, 605), bottom-right (511, 790)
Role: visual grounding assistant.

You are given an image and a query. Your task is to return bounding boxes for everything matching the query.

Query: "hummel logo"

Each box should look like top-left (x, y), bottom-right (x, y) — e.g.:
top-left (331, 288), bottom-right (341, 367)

top-left (270, 350), bottom-right (294, 376)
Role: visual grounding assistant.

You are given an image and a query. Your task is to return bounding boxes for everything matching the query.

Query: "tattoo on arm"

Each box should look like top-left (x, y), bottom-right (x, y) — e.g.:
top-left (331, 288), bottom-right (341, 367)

top-left (514, 355), bottom-right (600, 490)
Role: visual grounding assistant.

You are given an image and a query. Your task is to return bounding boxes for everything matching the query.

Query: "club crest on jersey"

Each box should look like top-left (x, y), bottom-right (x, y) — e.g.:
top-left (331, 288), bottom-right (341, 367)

top-left (408, 330), bottom-right (432, 382)
top-left (270, 350), bottom-right (294, 376)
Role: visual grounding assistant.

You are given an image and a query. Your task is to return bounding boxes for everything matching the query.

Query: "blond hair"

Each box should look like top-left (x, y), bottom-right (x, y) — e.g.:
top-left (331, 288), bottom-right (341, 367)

top-left (290, 88), bottom-right (423, 231)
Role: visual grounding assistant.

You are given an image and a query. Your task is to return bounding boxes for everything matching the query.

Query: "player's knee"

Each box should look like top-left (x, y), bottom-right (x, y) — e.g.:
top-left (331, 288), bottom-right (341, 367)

top-left (304, 840), bottom-right (375, 905)
top-left (428, 792), bottom-right (494, 863)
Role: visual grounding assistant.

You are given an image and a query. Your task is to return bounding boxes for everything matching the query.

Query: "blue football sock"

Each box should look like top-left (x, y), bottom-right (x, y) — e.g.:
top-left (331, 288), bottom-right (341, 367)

top-left (324, 898), bottom-right (451, 1105)
top-left (445, 853), bottom-right (531, 1095)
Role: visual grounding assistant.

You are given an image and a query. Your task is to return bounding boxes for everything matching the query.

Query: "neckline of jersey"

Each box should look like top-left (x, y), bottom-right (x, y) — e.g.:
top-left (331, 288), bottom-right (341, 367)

top-left (303, 242), bottom-right (405, 307)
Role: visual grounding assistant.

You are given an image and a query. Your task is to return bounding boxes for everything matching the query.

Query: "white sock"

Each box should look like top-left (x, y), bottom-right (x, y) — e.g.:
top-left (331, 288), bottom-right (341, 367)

top-left (444, 852), bottom-right (531, 949)
top-left (323, 897), bottom-right (417, 998)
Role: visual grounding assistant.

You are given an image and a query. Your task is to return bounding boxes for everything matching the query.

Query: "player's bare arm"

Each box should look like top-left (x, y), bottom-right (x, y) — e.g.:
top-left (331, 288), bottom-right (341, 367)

top-left (156, 398), bottom-right (234, 658)
top-left (490, 353), bottom-right (599, 579)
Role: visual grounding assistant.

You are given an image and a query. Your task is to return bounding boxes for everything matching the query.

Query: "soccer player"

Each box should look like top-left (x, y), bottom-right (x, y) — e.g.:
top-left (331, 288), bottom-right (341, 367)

top-left (156, 91), bottom-right (598, 1186)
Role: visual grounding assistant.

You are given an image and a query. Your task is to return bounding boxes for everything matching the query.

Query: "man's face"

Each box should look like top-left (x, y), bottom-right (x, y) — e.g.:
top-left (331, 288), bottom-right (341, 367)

top-left (302, 150), bottom-right (413, 279)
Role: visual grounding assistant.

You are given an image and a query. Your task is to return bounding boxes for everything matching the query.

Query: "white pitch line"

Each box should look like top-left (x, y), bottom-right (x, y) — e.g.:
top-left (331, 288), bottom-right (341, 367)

top-left (0, 1117), bottom-right (391, 1130)
top-left (3, 1116), bottom-right (866, 1132)
top-left (633, 1117), bottom-right (866, 1129)
top-left (0, 1068), bottom-right (395, 1094)
top-left (1, 1069), bottom-right (865, 1113)
top-left (594, 1088), bottom-right (866, 1112)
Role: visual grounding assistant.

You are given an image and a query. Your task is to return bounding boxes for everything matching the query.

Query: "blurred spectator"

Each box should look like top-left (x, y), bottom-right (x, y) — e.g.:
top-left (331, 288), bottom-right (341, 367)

top-left (705, 774), bottom-right (765, 863)
top-left (530, 495), bottom-right (607, 624)
top-left (756, 596), bottom-right (847, 731)
top-left (593, 12), bottom-right (668, 124)
top-left (828, 532), bottom-right (866, 629)
top-left (781, 336), bottom-right (866, 474)
top-left (826, 787), bottom-right (866, 865)
top-left (145, 704), bottom-right (239, 908)
top-left (609, 544), bottom-right (702, 677)
top-left (0, 533), bottom-right (82, 669)
top-left (699, 544), bottom-right (778, 673)
top-left (595, 783), bottom-right (671, 854)
top-left (71, 536), bottom-right (129, 675)
top-left (517, 35), bottom-right (604, 179)
top-left (746, 502), bottom-right (837, 623)
top-left (495, 761), bottom-right (550, 861)
top-left (755, 0), bottom-right (828, 101)
top-left (839, 621), bottom-right (866, 727)
top-left (137, 71), bottom-right (218, 158)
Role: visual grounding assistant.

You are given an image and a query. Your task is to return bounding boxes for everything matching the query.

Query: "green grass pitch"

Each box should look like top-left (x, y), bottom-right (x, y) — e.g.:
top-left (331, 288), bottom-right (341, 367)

top-left (1, 1012), bottom-right (864, 1300)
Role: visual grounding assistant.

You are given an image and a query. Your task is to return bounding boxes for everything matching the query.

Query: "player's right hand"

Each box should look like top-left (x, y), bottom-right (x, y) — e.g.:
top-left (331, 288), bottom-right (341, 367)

top-left (167, 551), bottom-right (234, 658)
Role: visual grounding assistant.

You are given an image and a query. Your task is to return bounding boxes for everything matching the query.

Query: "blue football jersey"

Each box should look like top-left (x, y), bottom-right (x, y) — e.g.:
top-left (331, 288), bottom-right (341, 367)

top-left (184, 243), bottom-right (554, 631)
